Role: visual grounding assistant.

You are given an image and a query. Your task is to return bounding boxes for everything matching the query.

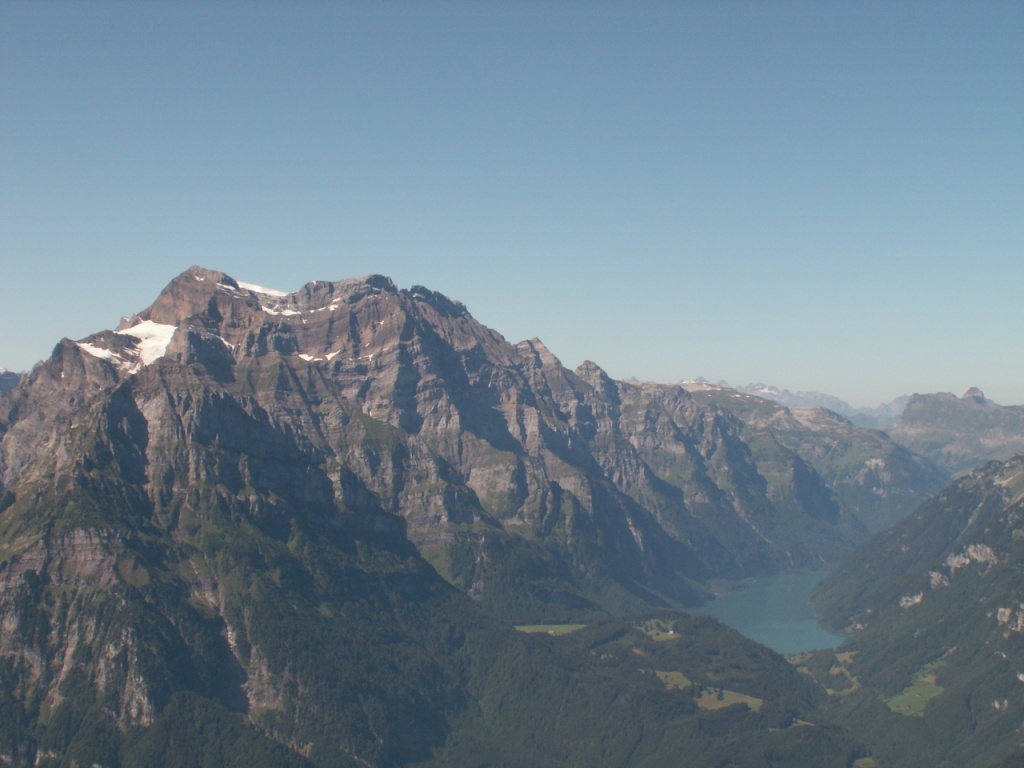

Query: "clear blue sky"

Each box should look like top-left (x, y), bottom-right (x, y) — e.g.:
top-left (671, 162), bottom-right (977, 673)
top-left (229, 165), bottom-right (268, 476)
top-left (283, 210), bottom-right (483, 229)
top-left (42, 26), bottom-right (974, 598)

top-left (2, 1), bottom-right (1022, 407)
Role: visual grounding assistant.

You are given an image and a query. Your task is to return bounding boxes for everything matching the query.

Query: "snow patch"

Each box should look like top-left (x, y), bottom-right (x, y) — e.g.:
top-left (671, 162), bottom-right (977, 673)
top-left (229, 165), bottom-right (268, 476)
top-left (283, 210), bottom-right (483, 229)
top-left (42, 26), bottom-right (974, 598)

top-left (680, 380), bottom-right (724, 392)
top-left (117, 321), bottom-right (177, 365)
top-left (238, 280), bottom-right (288, 297)
top-left (76, 343), bottom-right (119, 362)
top-left (261, 306), bottom-right (301, 316)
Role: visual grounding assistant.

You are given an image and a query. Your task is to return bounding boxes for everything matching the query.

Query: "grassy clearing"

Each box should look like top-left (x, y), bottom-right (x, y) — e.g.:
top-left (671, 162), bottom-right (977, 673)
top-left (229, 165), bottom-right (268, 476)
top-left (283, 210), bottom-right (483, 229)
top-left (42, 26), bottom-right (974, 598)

top-left (792, 650), bottom-right (861, 697)
top-left (637, 619), bottom-right (681, 641)
top-left (697, 688), bottom-right (764, 712)
top-left (828, 662), bottom-right (860, 694)
top-left (656, 670), bottom-right (693, 689)
top-left (886, 679), bottom-right (943, 716)
top-left (514, 624), bottom-right (587, 636)
top-left (886, 659), bottom-right (946, 716)
top-left (655, 670), bottom-right (764, 712)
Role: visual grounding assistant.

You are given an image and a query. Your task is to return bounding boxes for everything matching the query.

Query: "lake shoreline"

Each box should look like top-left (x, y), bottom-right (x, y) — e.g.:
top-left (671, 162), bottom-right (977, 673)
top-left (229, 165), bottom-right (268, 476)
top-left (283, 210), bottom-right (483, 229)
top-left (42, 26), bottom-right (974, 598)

top-left (695, 568), bottom-right (846, 655)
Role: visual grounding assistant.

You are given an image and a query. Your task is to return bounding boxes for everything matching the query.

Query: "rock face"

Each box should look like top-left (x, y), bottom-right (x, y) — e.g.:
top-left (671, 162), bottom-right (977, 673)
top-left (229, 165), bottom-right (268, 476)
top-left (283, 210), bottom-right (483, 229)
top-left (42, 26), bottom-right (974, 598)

top-left (891, 389), bottom-right (1024, 475)
top-left (0, 266), bottom-right (939, 623)
top-left (0, 266), bottom-right (888, 768)
top-left (683, 384), bottom-right (948, 536)
top-left (0, 369), bottom-right (21, 393)
top-left (0, 266), bottom-right (926, 765)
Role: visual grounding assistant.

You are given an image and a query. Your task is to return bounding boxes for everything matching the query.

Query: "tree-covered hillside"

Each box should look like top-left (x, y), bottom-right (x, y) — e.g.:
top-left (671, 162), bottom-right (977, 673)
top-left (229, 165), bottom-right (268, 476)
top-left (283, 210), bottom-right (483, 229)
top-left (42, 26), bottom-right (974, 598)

top-left (805, 455), bottom-right (1024, 768)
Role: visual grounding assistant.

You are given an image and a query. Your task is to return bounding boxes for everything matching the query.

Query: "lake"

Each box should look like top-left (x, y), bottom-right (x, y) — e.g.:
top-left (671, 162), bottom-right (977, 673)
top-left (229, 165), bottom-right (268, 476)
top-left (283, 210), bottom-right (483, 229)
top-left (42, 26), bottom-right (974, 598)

top-left (696, 570), bottom-right (845, 655)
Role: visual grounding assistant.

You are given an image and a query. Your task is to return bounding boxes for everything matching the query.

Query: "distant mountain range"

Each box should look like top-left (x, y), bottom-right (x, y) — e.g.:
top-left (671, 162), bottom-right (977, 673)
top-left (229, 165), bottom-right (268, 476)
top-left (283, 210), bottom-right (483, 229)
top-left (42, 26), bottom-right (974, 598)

top-left (686, 378), bottom-right (909, 429)
top-left (891, 388), bottom-right (1024, 474)
top-left (679, 383), bottom-right (946, 536)
top-left (694, 379), bottom-right (1024, 476)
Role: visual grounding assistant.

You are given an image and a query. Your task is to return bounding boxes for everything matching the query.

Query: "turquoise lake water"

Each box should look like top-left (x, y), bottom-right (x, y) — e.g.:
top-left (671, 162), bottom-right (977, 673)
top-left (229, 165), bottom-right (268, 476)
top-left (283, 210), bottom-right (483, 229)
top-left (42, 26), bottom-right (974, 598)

top-left (696, 570), bottom-right (845, 655)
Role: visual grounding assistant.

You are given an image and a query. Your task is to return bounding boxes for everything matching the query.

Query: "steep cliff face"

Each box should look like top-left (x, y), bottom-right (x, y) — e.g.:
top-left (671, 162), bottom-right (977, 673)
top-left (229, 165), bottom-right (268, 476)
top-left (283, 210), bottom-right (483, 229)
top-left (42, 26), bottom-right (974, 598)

top-left (891, 389), bottom-right (1024, 475)
top-left (686, 385), bottom-right (949, 536)
top-left (0, 369), bottom-right (21, 393)
top-left (0, 266), bottom-right (909, 765)
top-left (0, 411), bottom-right (486, 766)
top-left (1, 266), bottom-right (879, 626)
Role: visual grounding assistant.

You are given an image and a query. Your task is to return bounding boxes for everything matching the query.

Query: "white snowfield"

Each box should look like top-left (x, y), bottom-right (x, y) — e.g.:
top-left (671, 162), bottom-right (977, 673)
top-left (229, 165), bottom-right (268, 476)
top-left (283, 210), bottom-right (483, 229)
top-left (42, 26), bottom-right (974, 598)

top-left (75, 343), bottom-right (119, 363)
top-left (118, 321), bottom-right (178, 365)
top-left (237, 280), bottom-right (288, 297)
top-left (260, 305), bottom-right (301, 316)
top-left (75, 321), bottom-right (178, 373)
top-left (75, 275), bottom-right (295, 372)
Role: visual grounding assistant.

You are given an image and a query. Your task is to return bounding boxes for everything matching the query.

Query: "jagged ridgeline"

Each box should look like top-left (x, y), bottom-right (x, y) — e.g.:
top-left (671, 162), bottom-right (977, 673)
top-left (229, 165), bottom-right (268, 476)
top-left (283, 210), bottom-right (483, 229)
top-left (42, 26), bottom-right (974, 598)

top-left (0, 266), bottom-right (927, 765)
top-left (806, 455), bottom-right (1024, 768)
top-left (1, 267), bottom-right (945, 619)
top-left (891, 389), bottom-right (1024, 475)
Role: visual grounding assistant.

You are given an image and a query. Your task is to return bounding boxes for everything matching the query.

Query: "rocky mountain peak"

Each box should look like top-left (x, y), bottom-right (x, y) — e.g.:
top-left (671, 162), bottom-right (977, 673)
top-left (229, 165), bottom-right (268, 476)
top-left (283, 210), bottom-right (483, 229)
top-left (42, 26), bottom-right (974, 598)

top-left (572, 360), bottom-right (609, 385)
top-left (136, 265), bottom-right (257, 328)
top-left (962, 386), bottom-right (986, 402)
top-left (892, 388), bottom-right (1024, 474)
top-left (789, 406), bottom-right (855, 431)
top-left (363, 273), bottom-right (398, 292)
top-left (2, 266), bottom-right (951, 607)
top-left (574, 360), bottom-right (622, 403)
top-left (515, 337), bottom-right (562, 369)
top-left (405, 284), bottom-right (467, 317)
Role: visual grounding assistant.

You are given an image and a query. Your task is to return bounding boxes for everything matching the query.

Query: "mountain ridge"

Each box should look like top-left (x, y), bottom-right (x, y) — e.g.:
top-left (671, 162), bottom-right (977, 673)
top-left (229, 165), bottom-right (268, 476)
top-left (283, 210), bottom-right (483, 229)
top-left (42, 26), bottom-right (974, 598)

top-left (890, 388), bottom-right (1024, 474)
top-left (1, 266), bottom-right (946, 614)
top-left (0, 264), bottom-right (882, 764)
top-left (684, 378), bottom-right (910, 429)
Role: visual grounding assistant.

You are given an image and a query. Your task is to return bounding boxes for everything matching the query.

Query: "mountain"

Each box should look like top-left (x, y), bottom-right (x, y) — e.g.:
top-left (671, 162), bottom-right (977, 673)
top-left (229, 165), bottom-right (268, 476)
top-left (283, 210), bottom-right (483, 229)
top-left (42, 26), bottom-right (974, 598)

top-left (890, 388), bottom-right (1024, 475)
top-left (0, 368), bottom-right (23, 393)
top-left (701, 380), bottom-right (909, 430)
top-left (2, 266), bottom-right (895, 624)
top-left (0, 266), bottom-right (872, 765)
top-left (806, 454), bottom-right (1024, 767)
top-left (720, 380), bottom-right (1024, 477)
top-left (680, 382), bottom-right (948, 536)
